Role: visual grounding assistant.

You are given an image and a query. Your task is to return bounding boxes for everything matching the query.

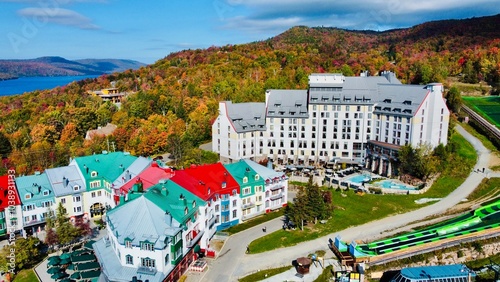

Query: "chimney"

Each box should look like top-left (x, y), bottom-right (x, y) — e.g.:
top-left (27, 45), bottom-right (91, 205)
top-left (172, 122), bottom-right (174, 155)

top-left (164, 211), bottom-right (172, 226)
top-left (161, 185), bottom-right (168, 196)
top-left (63, 176), bottom-right (69, 187)
top-left (119, 164), bottom-right (124, 172)
top-left (84, 164), bottom-right (89, 174)
top-left (132, 276), bottom-right (137, 282)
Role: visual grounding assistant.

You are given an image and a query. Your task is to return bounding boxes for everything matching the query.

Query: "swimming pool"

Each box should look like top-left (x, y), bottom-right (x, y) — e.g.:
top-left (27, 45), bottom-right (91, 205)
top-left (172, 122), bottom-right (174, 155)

top-left (373, 180), bottom-right (416, 190)
top-left (345, 174), bottom-right (371, 184)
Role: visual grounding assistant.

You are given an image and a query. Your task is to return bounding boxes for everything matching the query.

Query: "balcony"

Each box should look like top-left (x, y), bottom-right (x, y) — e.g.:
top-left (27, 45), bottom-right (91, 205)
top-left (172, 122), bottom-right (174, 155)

top-left (187, 230), bottom-right (205, 248)
top-left (269, 184), bottom-right (284, 191)
top-left (137, 266), bottom-right (157, 276)
top-left (270, 192), bottom-right (283, 201)
top-left (208, 216), bottom-right (216, 229)
top-left (242, 202), bottom-right (255, 209)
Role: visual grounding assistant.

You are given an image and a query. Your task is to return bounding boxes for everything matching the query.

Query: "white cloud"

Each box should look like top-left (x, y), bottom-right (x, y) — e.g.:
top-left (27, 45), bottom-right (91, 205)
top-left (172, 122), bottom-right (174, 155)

top-left (17, 7), bottom-right (100, 30)
top-left (219, 0), bottom-right (500, 32)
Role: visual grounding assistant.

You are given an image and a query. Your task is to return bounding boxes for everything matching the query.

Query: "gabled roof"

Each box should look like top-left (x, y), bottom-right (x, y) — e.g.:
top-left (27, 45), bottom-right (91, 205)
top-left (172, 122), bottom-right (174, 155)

top-left (242, 159), bottom-right (285, 182)
top-left (71, 152), bottom-right (138, 183)
top-left (171, 163), bottom-right (239, 201)
top-left (374, 84), bottom-right (429, 116)
top-left (0, 174), bottom-right (21, 209)
top-left (144, 182), bottom-right (204, 225)
top-left (107, 182), bottom-right (204, 249)
top-left (224, 161), bottom-right (265, 188)
top-left (106, 195), bottom-right (181, 249)
top-left (15, 172), bottom-right (54, 204)
top-left (111, 156), bottom-right (152, 188)
top-left (85, 123), bottom-right (117, 140)
top-left (118, 165), bottom-right (175, 195)
top-left (266, 90), bottom-right (309, 118)
top-left (45, 165), bottom-right (85, 197)
top-left (224, 101), bottom-right (267, 133)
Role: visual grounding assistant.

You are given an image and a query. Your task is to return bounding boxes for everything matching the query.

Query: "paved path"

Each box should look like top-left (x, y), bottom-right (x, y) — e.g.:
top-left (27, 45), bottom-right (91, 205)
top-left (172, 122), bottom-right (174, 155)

top-left (188, 125), bottom-right (492, 282)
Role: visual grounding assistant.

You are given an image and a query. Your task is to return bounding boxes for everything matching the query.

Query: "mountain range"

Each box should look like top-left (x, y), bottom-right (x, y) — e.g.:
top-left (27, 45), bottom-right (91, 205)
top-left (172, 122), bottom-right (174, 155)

top-left (0, 56), bottom-right (146, 79)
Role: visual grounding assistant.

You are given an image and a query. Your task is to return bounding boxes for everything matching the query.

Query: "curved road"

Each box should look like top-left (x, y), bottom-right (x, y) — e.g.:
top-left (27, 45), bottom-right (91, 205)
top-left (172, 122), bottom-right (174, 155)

top-left (190, 125), bottom-right (492, 282)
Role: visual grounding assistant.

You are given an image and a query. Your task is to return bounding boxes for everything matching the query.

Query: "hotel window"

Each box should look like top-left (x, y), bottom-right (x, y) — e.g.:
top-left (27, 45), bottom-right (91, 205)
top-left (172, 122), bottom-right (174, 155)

top-left (232, 200), bottom-right (237, 207)
top-left (141, 241), bottom-right (154, 251)
top-left (61, 198), bottom-right (66, 204)
top-left (73, 196), bottom-right (81, 202)
top-left (141, 258), bottom-right (156, 268)
top-left (90, 180), bottom-right (101, 188)
top-left (125, 240), bottom-right (132, 248)
top-left (25, 193), bottom-right (31, 200)
top-left (243, 177), bottom-right (248, 183)
top-left (232, 210), bottom-right (237, 218)
top-left (126, 255), bottom-right (133, 265)
top-left (164, 254), bottom-right (170, 266)
top-left (243, 187), bottom-right (251, 195)
top-left (91, 171), bottom-right (98, 177)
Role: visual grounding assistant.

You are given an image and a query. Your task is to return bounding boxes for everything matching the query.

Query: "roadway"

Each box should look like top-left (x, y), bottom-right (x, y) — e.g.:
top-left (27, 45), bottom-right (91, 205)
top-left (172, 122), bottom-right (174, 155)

top-left (188, 124), bottom-right (493, 282)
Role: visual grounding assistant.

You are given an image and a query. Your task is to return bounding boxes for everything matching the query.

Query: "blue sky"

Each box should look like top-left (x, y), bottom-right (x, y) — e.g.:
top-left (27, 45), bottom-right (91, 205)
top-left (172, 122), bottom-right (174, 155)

top-left (1, 0), bottom-right (500, 64)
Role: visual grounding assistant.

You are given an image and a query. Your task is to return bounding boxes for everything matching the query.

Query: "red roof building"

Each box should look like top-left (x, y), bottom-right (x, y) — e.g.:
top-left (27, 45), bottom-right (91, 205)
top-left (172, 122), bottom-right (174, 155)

top-left (171, 163), bottom-right (239, 201)
top-left (171, 163), bottom-right (241, 231)
top-left (113, 165), bottom-right (175, 205)
top-left (0, 174), bottom-right (23, 236)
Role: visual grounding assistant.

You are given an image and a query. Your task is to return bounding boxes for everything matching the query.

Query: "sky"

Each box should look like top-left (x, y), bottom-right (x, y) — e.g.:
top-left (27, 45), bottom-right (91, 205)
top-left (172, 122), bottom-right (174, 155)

top-left (1, 0), bottom-right (500, 64)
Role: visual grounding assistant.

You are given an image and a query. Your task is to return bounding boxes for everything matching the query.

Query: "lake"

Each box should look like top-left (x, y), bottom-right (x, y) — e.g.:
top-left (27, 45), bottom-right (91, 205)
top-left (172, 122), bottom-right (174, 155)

top-left (0, 75), bottom-right (100, 96)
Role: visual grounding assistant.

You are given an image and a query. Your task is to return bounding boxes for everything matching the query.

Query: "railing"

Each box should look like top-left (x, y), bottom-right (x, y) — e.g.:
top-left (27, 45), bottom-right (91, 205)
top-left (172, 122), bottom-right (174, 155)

top-left (208, 216), bottom-right (216, 229)
top-left (137, 266), bottom-right (157, 275)
top-left (270, 192), bottom-right (283, 200)
top-left (242, 202), bottom-right (255, 209)
top-left (187, 230), bottom-right (204, 248)
top-left (462, 105), bottom-right (500, 141)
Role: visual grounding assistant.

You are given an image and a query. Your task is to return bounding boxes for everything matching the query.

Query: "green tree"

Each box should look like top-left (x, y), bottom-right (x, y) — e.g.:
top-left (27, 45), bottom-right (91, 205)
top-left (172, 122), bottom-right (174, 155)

top-left (446, 86), bottom-right (462, 113)
top-left (0, 236), bottom-right (42, 271)
top-left (55, 202), bottom-right (79, 245)
top-left (305, 177), bottom-right (328, 223)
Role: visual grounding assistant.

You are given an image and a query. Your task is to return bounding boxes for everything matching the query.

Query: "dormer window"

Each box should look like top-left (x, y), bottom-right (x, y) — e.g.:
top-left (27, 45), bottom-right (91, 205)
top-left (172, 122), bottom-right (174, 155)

top-left (125, 239), bottom-right (132, 248)
top-left (207, 188), bottom-right (210, 195)
top-left (403, 100), bottom-right (412, 105)
top-left (222, 182), bottom-right (226, 188)
top-left (243, 177), bottom-right (248, 183)
top-left (192, 200), bottom-right (196, 208)
top-left (43, 190), bottom-right (49, 196)
top-left (383, 99), bottom-right (392, 103)
top-left (91, 171), bottom-right (98, 177)
top-left (184, 207), bottom-right (188, 215)
top-left (25, 193), bottom-right (32, 200)
top-left (73, 185), bottom-right (80, 191)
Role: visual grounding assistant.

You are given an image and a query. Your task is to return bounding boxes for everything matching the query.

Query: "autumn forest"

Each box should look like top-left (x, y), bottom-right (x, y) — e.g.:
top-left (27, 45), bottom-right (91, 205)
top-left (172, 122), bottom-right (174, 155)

top-left (1, 14), bottom-right (500, 175)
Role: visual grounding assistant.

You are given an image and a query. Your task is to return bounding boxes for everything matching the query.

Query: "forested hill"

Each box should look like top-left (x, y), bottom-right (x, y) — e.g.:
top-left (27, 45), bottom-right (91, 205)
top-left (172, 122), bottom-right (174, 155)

top-left (0, 56), bottom-right (146, 78)
top-left (1, 14), bottom-right (500, 175)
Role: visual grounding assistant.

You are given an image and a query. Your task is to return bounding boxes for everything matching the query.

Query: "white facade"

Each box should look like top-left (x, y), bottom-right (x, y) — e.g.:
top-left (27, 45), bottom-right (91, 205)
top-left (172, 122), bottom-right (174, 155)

top-left (213, 72), bottom-right (450, 166)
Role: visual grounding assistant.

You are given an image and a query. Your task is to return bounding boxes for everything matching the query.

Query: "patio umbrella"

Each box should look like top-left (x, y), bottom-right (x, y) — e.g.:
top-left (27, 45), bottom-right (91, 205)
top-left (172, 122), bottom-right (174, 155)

top-left (59, 279), bottom-right (72, 282)
top-left (47, 267), bottom-right (61, 274)
top-left (48, 259), bottom-right (60, 266)
top-left (51, 272), bottom-right (66, 280)
top-left (48, 256), bottom-right (61, 263)
top-left (60, 257), bottom-right (72, 265)
top-left (66, 264), bottom-right (75, 270)
top-left (70, 272), bottom-right (81, 279)
top-left (60, 252), bottom-right (72, 260)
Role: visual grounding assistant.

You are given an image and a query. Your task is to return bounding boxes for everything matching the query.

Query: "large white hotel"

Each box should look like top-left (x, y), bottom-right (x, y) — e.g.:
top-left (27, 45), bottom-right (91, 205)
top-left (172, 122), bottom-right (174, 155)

top-left (212, 71), bottom-right (450, 176)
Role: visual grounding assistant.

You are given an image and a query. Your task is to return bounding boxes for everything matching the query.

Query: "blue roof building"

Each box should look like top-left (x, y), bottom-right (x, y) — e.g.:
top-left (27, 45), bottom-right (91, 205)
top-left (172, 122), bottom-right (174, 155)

top-left (15, 171), bottom-right (55, 236)
top-left (391, 264), bottom-right (475, 282)
top-left (45, 165), bottom-right (86, 221)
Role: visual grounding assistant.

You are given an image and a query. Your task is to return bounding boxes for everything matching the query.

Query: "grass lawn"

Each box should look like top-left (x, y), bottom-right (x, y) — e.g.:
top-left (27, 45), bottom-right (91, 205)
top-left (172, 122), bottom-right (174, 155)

top-left (238, 266), bottom-right (291, 282)
top-left (463, 96), bottom-right (500, 127)
top-left (12, 269), bottom-right (38, 282)
top-left (248, 132), bottom-right (477, 253)
top-left (225, 209), bottom-right (284, 235)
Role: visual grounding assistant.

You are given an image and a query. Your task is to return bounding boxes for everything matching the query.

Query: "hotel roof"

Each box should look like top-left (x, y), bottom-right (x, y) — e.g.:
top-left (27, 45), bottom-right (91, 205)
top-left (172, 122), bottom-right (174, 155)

top-left (71, 151), bottom-right (138, 185)
top-left (117, 165), bottom-right (175, 195)
top-left (242, 159), bottom-right (285, 182)
top-left (266, 90), bottom-right (309, 118)
top-left (400, 264), bottom-right (474, 280)
top-left (224, 101), bottom-right (267, 133)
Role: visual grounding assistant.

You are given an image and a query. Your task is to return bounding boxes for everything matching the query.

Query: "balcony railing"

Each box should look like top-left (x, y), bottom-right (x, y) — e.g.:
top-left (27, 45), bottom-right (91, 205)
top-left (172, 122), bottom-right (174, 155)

top-left (187, 230), bottom-right (204, 248)
top-left (270, 193), bottom-right (283, 201)
top-left (137, 266), bottom-right (157, 275)
top-left (269, 184), bottom-right (284, 191)
top-left (242, 202), bottom-right (255, 209)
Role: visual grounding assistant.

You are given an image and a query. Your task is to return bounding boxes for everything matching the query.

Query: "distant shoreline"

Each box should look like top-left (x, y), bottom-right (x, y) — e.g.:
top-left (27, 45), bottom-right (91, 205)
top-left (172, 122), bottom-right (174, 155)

top-left (0, 76), bottom-right (19, 81)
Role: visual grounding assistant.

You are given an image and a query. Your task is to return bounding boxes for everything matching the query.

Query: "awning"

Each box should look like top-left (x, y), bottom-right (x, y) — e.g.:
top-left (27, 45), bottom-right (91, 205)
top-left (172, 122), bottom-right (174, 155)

top-left (194, 245), bottom-right (201, 253)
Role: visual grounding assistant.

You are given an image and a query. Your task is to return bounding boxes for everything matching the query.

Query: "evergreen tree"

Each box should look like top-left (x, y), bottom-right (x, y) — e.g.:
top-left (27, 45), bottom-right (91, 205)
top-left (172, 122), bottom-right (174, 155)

top-left (0, 131), bottom-right (12, 157)
top-left (55, 202), bottom-right (79, 245)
